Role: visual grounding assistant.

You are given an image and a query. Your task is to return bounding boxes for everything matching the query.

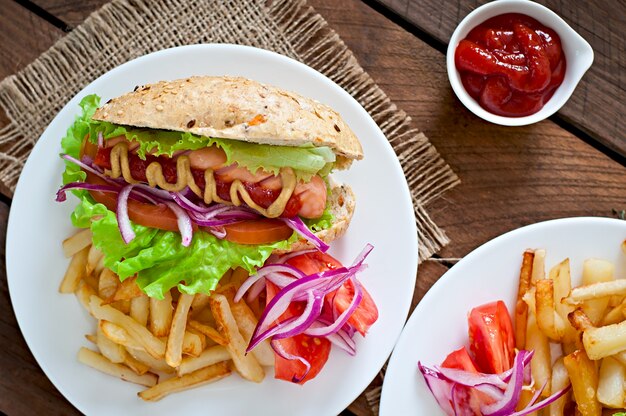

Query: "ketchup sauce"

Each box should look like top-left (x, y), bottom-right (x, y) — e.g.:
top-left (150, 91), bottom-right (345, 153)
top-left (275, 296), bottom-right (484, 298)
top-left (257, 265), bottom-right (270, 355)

top-left (455, 13), bottom-right (566, 117)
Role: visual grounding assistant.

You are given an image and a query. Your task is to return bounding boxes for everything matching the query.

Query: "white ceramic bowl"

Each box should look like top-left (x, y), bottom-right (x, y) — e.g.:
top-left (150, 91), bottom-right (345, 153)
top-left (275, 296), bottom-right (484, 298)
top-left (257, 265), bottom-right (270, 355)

top-left (447, 0), bottom-right (594, 126)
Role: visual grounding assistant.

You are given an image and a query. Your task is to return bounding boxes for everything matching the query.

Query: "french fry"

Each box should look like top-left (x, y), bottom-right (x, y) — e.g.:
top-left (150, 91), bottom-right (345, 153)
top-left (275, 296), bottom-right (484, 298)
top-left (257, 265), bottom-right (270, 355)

top-left (126, 348), bottom-right (175, 373)
top-left (191, 293), bottom-right (211, 312)
top-left (192, 306), bottom-right (216, 325)
top-left (59, 246), bottom-right (90, 293)
top-left (178, 345), bottom-right (230, 376)
top-left (90, 295), bottom-right (166, 359)
top-left (166, 293), bottom-right (194, 367)
top-left (106, 276), bottom-right (142, 303)
top-left (563, 350), bottom-right (602, 416)
top-left (582, 259), bottom-right (615, 325)
top-left (230, 299), bottom-right (274, 366)
top-left (531, 249), bottom-right (546, 283)
top-left (149, 291), bottom-right (173, 337)
top-left (98, 268), bottom-right (119, 300)
top-left (601, 301), bottom-right (626, 326)
top-left (209, 293), bottom-right (264, 382)
top-left (83, 272), bottom-right (99, 292)
top-left (75, 280), bottom-right (98, 315)
top-left (86, 244), bottom-right (103, 276)
top-left (110, 299), bottom-right (131, 314)
top-left (548, 357), bottom-right (571, 416)
top-left (230, 267), bottom-right (250, 288)
top-left (515, 250), bottom-right (534, 349)
top-left (596, 356), bottom-right (626, 408)
top-left (138, 362), bottom-right (230, 401)
top-left (583, 320), bottom-right (626, 360)
top-left (526, 312), bottom-right (552, 397)
top-left (564, 280), bottom-right (626, 305)
top-left (62, 229), bottom-right (92, 258)
top-left (85, 333), bottom-right (97, 344)
top-left (536, 279), bottom-right (565, 341)
top-left (569, 308), bottom-right (595, 332)
top-left (188, 320), bottom-right (227, 346)
top-left (552, 259), bottom-right (580, 352)
top-left (77, 347), bottom-right (157, 387)
top-left (100, 321), bottom-right (145, 351)
top-left (123, 353), bottom-right (150, 376)
top-left (182, 331), bottom-right (204, 357)
top-left (612, 350), bottom-right (626, 367)
top-left (97, 321), bottom-right (127, 363)
top-left (130, 293), bottom-right (149, 326)
top-left (187, 328), bottom-right (206, 350)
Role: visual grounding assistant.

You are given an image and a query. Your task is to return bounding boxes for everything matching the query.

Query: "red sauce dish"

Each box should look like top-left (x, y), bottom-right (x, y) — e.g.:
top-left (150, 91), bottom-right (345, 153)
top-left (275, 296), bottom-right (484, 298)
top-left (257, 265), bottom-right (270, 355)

top-left (454, 13), bottom-right (566, 117)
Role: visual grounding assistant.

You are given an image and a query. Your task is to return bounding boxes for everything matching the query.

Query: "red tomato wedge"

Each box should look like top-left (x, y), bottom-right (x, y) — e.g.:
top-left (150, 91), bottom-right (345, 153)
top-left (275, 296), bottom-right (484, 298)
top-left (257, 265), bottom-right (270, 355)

top-left (468, 300), bottom-right (515, 374)
top-left (222, 219), bottom-right (293, 245)
top-left (441, 346), bottom-right (478, 373)
top-left (286, 251), bottom-right (378, 335)
top-left (266, 281), bottom-right (331, 384)
top-left (333, 278), bottom-right (378, 336)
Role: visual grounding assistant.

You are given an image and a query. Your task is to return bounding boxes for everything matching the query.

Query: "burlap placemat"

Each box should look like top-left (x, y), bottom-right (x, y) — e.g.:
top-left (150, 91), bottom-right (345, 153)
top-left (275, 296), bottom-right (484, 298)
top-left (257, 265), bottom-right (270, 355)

top-left (0, 0), bottom-right (459, 412)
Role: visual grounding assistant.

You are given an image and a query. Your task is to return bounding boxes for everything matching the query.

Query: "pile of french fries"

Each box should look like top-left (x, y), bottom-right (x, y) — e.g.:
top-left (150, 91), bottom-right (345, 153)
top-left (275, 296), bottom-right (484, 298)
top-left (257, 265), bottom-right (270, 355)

top-left (515, 241), bottom-right (626, 415)
top-left (60, 229), bottom-right (275, 401)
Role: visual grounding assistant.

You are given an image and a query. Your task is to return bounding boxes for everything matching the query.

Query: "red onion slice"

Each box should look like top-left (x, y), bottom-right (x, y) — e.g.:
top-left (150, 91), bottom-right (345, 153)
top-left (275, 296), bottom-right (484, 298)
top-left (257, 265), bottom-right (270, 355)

top-left (509, 385), bottom-right (571, 416)
top-left (97, 131), bottom-right (104, 148)
top-left (56, 182), bottom-right (120, 202)
top-left (304, 276), bottom-right (362, 337)
top-left (116, 185), bottom-right (136, 244)
top-left (418, 362), bottom-right (455, 416)
top-left (62, 154), bottom-right (115, 184)
top-left (164, 201), bottom-right (193, 247)
top-left (274, 249), bottom-right (317, 264)
top-left (246, 277), bottom-right (267, 303)
top-left (270, 339), bottom-right (311, 383)
top-left (435, 366), bottom-right (508, 390)
top-left (480, 350), bottom-right (528, 416)
top-left (281, 217), bottom-right (329, 252)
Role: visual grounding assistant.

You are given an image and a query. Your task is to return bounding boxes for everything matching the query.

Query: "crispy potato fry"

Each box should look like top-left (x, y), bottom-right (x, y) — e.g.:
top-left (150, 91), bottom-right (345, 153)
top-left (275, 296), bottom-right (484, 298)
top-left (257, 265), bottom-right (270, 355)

top-left (596, 356), bottom-right (626, 408)
top-left (126, 348), bottom-right (175, 374)
top-left (123, 353), bottom-right (150, 376)
top-left (59, 246), bottom-right (90, 293)
top-left (582, 259), bottom-right (615, 325)
top-left (138, 362), bottom-right (230, 401)
top-left (601, 301), bottom-right (626, 326)
top-left (191, 293), bottom-right (211, 312)
top-left (62, 229), bottom-right (92, 258)
top-left (230, 267), bottom-right (250, 288)
top-left (110, 299), bottom-right (131, 314)
top-left (530, 249), bottom-right (546, 283)
top-left (186, 328), bottom-right (206, 350)
top-left (569, 308), bottom-right (595, 332)
top-left (97, 321), bottom-right (127, 363)
top-left (149, 291), bottom-right (173, 337)
top-left (94, 254), bottom-right (105, 277)
top-left (85, 333), bottom-right (97, 344)
top-left (526, 312), bottom-right (552, 397)
top-left (178, 345), bottom-right (230, 376)
top-left (90, 295), bottom-right (166, 359)
top-left (78, 347), bottom-right (157, 387)
top-left (98, 268), bottom-right (119, 299)
top-left (548, 357), bottom-right (571, 416)
top-left (564, 280), bottom-right (626, 305)
top-left (564, 350), bottom-right (602, 416)
top-left (83, 272), bottom-right (99, 292)
top-left (182, 331), bottom-right (204, 358)
top-left (583, 320), bottom-right (626, 360)
top-left (188, 320), bottom-right (227, 346)
top-left (515, 250), bottom-right (534, 349)
top-left (230, 299), bottom-right (274, 367)
top-left (100, 321), bottom-right (144, 351)
top-left (166, 293), bottom-right (194, 367)
top-left (130, 293), bottom-right (149, 326)
top-left (75, 280), bottom-right (98, 316)
top-left (209, 293), bottom-right (264, 382)
top-left (106, 276), bottom-right (143, 303)
top-left (86, 244), bottom-right (103, 276)
top-left (612, 350), bottom-right (626, 367)
top-left (192, 306), bottom-right (216, 325)
top-left (536, 279), bottom-right (565, 341)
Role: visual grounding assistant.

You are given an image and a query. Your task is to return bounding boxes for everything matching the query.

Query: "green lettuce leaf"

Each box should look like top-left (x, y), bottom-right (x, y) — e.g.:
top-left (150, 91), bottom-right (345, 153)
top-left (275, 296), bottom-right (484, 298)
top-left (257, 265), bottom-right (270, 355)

top-left (73, 194), bottom-right (297, 299)
top-left (61, 95), bottom-right (100, 187)
top-left (89, 120), bottom-right (335, 181)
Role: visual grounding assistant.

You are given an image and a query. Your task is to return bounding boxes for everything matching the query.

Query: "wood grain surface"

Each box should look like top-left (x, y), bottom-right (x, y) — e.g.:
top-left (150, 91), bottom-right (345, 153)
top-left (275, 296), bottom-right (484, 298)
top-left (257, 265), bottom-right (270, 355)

top-left (1, 0), bottom-right (625, 415)
top-left (373, 0), bottom-right (626, 158)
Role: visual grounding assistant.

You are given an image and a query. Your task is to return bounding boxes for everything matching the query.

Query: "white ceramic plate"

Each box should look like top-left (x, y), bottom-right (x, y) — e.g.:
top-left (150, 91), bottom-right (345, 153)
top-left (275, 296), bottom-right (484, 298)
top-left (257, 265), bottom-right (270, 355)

top-left (6, 45), bottom-right (418, 415)
top-left (380, 217), bottom-right (626, 415)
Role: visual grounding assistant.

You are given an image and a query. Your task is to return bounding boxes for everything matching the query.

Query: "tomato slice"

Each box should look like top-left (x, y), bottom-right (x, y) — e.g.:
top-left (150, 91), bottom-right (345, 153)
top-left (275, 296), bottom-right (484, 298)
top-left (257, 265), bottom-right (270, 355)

top-left (286, 252), bottom-right (378, 335)
top-left (222, 219), bottom-right (293, 245)
top-left (85, 172), bottom-right (181, 232)
top-left (468, 301), bottom-right (515, 374)
top-left (266, 282), bottom-right (331, 384)
top-left (333, 278), bottom-right (378, 336)
top-left (441, 346), bottom-right (478, 373)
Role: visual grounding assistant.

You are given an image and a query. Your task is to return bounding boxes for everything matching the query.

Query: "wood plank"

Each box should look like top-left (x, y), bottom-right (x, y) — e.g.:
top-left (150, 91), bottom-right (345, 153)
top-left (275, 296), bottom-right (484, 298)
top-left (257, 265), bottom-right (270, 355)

top-left (374, 0), bottom-right (626, 157)
top-left (0, 0), bottom-right (64, 80)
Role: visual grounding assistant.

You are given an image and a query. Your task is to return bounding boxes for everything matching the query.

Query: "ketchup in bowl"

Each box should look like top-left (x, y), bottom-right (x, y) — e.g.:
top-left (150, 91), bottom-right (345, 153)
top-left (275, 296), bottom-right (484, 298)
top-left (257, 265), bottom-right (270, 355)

top-left (454, 13), bottom-right (566, 117)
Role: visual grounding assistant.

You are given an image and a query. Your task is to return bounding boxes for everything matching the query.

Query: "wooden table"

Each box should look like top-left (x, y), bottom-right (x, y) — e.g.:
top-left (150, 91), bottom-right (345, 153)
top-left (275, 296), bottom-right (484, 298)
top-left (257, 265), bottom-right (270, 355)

top-left (0, 0), bottom-right (624, 415)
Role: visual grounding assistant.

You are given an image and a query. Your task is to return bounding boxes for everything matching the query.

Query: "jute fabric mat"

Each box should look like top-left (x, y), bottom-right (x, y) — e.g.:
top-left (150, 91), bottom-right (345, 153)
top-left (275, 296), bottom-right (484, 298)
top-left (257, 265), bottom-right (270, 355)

top-left (0, 0), bottom-right (460, 412)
